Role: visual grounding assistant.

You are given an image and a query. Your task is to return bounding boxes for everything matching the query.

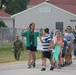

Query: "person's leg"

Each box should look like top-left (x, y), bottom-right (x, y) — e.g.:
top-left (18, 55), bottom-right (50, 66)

top-left (31, 47), bottom-right (37, 67)
top-left (14, 50), bottom-right (17, 60)
top-left (69, 46), bottom-right (73, 64)
top-left (41, 57), bottom-right (46, 71)
top-left (31, 51), bottom-right (36, 67)
top-left (49, 58), bottom-right (54, 70)
top-left (58, 54), bottom-right (62, 69)
top-left (27, 50), bottom-right (32, 68)
top-left (62, 54), bottom-right (64, 64)
top-left (64, 53), bottom-right (68, 65)
top-left (17, 50), bottom-right (21, 60)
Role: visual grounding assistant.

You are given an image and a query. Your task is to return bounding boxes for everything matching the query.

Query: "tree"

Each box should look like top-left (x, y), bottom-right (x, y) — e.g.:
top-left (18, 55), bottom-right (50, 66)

top-left (0, 20), bottom-right (7, 27)
top-left (4, 0), bottom-right (30, 15)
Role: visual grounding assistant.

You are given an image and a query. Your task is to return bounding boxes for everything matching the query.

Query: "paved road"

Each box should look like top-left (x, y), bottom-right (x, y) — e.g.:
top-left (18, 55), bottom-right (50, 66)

top-left (0, 59), bottom-right (76, 75)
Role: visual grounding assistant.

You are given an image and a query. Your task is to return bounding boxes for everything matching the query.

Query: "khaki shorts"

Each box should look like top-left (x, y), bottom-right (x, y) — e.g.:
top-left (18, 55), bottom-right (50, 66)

top-left (67, 45), bottom-right (72, 54)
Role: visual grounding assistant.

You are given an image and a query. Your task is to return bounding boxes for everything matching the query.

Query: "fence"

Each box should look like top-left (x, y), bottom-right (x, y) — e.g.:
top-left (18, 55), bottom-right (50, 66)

top-left (0, 27), bottom-right (24, 49)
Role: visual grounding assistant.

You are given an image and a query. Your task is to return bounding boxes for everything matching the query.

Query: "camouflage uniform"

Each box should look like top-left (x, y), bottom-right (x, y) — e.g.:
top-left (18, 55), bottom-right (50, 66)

top-left (13, 39), bottom-right (23, 60)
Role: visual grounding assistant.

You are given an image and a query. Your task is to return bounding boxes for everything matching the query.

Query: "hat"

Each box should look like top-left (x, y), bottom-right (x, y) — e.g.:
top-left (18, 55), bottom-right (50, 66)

top-left (16, 35), bottom-right (19, 37)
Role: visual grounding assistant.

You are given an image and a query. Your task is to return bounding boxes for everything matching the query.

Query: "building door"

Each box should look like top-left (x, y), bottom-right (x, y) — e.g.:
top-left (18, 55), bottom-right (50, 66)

top-left (56, 22), bottom-right (63, 32)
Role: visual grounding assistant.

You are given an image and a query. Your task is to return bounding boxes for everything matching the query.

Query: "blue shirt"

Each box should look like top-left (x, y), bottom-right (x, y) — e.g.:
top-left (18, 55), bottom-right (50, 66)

top-left (62, 40), bottom-right (67, 53)
top-left (50, 32), bottom-right (54, 39)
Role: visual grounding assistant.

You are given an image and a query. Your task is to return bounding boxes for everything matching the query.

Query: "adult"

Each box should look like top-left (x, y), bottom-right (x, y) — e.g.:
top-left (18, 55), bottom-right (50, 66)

top-left (21, 22), bottom-right (41, 68)
top-left (12, 35), bottom-right (23, 60)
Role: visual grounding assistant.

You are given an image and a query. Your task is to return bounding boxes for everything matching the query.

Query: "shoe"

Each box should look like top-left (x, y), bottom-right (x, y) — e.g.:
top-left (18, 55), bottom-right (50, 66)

top-left (70, 61), bottom-right (73, 64)
top-left (61, 64), bottom-right (63, 67)
top-left (28, 64), bottom-right (31, 68)
top-left (57, 66), bottom-right (61, 69)
top-left (50, 66), bottom-right (54, 70)
top-left (33, 62), bottom-right (35, 67)
top-left (16, 57), bottom-right (19, 60)
top-left (54, 65), bottom-right (57, 68)
top-left (65, 62), bottom-right (68, 66)
top-left (41, 68), bottom-right (46, 71)
top-left (31, 62), bottom-right (35, 67)
top-left (63, 63), bottom-right (65, 67)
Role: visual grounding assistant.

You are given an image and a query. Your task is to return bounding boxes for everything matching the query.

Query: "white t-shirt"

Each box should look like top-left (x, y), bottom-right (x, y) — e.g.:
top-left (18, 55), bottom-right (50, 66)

top-left (65, 33), bottom-right (75, 44)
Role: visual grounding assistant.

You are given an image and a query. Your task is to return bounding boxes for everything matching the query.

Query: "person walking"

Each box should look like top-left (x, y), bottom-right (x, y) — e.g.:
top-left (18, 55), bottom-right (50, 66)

top-left (61, 33), bottom-right (68, 67)
top-left (21, 22), bottom-right (41, 68)
top-left (52, 30), bottom-right (63, 69)
top-left (65, 26), bottom-right (75, 65)
top-left (12, 35), bottom-right (23, 60)
top-left (39, 28), bottom-right (54, 71)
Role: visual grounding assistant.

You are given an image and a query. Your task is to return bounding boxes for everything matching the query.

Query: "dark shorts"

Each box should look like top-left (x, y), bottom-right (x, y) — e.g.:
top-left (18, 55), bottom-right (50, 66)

top-left (62, 53), bottom-right (65, 58)
top-left (74, 50), bottom-right (76, 56)
top-left (42, 50), bottom-right (52, 59)
top-left (26, 46), bottom-right (37, 52)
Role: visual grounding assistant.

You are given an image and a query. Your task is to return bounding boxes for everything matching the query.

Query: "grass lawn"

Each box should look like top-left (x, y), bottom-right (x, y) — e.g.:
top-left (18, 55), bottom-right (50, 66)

top-left (0, 47), bottom-right (42, 63)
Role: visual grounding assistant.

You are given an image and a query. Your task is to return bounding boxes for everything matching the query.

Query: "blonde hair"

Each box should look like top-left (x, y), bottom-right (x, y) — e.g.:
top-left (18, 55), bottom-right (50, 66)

top-left (55, 29), bottom-right (60, 36)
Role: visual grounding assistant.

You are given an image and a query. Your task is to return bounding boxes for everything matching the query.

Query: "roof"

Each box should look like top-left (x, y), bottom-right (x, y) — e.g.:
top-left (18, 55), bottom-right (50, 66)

top-left (28, 0), bottom-right (76, 14)
top-left (11, 2), bottom-right (76, 17)
top-left (0, 10), bottom-right (11, 17)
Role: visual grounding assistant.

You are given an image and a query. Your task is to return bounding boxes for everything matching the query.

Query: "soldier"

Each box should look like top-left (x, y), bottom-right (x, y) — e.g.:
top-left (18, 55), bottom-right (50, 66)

top-left (12, 35), bottom-right (23, 60)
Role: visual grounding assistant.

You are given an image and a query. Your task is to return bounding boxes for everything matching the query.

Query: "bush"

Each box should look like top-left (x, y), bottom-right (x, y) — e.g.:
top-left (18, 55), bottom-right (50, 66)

top-left (0, 20), bottom-right (7, 27)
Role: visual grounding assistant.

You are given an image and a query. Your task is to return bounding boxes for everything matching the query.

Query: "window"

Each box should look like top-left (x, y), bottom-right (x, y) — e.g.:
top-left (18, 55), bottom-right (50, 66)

top-left (56, 22), bottom-right (63, 32)
top-left (39, 7), bottom-right (51, 12)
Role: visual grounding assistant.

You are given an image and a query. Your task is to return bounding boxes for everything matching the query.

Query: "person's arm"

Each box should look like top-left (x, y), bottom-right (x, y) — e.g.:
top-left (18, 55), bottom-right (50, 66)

top-left (65, 41), bottom-right (68, 54)
top-left (48, 41), bottom-right (53, 51)
top-left (39, 35), bottom-right (43, 43)
top-left (70, 33), bottom-right (75, 44)
top-left (12, 41), bottom-right (15, 52)
top-left (21, 28), bottom-right (25, 36)
top-left (21, 41), bottom-right (24, 52)
top-left (61, 41), bottom-right (63, 48)
top-left (53, 39), bottom-right (58, 47)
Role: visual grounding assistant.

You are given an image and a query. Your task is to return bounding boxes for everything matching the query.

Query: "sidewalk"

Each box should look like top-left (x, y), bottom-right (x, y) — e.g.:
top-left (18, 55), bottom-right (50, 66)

top-left (0, 59), bottom-right (76, 75)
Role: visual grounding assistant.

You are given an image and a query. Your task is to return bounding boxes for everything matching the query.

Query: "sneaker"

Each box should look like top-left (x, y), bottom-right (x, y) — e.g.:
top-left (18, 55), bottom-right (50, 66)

top-left (57, 66), bottom-right (61, 69)
top-left (31, 62), bottom-right (35, 68)
top-left (54, 65), bottom-right (57, 68)
top-left (63, 63), bottom-right (65, 67)
top-left (70, 61), bottom-right (73, 64)
top-left (50, 66), bottom-right (54, 70)
top-left (41, 68), bottom-right (46, 71)
top-left (28, 64), bottom-right (31, 68)
top-left (61, 64), bottom-right (63, 67)
top-left (65, 62), bottom-right (68, 66)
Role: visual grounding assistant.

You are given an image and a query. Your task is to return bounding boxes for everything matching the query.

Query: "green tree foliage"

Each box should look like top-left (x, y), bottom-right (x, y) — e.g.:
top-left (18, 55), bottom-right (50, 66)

top-left (1, 0), bottom-right (30, 15)
top-left (0, 20), bottom-right (7, 27)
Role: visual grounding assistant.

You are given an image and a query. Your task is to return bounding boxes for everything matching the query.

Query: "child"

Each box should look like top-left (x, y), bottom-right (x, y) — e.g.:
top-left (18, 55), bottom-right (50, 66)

top-left (61, 33), bottom-right (68, 67)
top-left (52, 30), bottom-right (63, 69)
top-left (39, 28), bottom-right (54, 71)
top-left (73, 39), bottom-right (76, 60)
top-left (65, 26), bottom-right (75, 65)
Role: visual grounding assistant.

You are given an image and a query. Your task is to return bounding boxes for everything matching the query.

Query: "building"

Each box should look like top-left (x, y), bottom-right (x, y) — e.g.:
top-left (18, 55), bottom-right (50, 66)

top-left (0, 10), bottom-right (13, 28)
top-left (11, 0), bottom-right (76, 32)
